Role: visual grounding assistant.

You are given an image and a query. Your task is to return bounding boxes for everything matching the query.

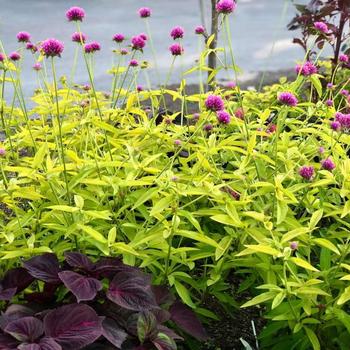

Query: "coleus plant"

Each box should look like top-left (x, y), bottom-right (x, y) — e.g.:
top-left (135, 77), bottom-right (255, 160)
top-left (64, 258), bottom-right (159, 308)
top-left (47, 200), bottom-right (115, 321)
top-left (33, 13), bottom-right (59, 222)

top-left (0, 253), bottom-right (207, 350)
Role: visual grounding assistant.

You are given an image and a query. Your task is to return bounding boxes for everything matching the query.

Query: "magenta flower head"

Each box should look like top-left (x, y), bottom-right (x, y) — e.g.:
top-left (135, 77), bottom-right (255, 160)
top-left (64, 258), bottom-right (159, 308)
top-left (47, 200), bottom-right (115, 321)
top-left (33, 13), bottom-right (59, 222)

top-left (205, 95), bottom-right (225, 112)
top-left (72, 32), bottom-right (87, 44)
top-left (314, 22), bottom-right (328, 34)
top-left (113, 33), bottom-right (125, 43)
top-left (278, 91), bottom-right (298, 106)
top-left (0, 148), bottom-right (5, 157)
top-left (0, 53), bottom-right (5, 62)
top-left (321, 158), bottom-right (336, 171)
top-left (290, 241), bottom-right (298, 250)
top-left (17, 31), bottom-right (31, 43)
top-left (299, 166), bottom-right (315, 180)
top-left (41, 38), bottom-right (64, 58)
top-left (330, 120), bottom-right (341, 131)
top-left (339, 54), bottom-right (349, 63)
top-left (203, 123), bottom-right (213, 132)
top-left (341, 89), bottom-right (349, 96)
top-left (84, 41), bottom-right (101, 54)
top-left (318, 146), bottom-right (325, 154)
top-left (327, 82), bottom-right (334, 89)
top-left (26, 42), bottom-right (38, 53)
top-left (66, 6), bottom-right (85, 22)
top-left (195, 25), bottom-right (205, 35)
top-left (295, 61), bottom-right (318, 76)
top-left (217, 110), bottom-right (231, 124)
top-left (174, 139), bottom-right (182, 146)
top-left (170, 26), bottom-right (185, 40)
top-left (33, 62), bottom-right (42, 71)
top-left (137, 85), bottom-right (143, 92)
top-left (216, 0), bottom-right (236, 14)
top-left (326, 99), bottom-right (333, 107)
top-left (129, 59), bottom-right (138, 67)
top-left (9, 52), bottom-right (21, 61)
top-left (138, 7), bottom-right (151, 18)
top-left (169, 43), bottom-right (184, 56)
top-left (131, 35), bottom-right (146, 50)
top-left (227, 81), bottom-right (236, 89)
top-left (120, 48), bottom-right (128, 55)
top-left (335, 112), bottom-right (350, 131)
top-left (139, 33), bottom-right (148, 41)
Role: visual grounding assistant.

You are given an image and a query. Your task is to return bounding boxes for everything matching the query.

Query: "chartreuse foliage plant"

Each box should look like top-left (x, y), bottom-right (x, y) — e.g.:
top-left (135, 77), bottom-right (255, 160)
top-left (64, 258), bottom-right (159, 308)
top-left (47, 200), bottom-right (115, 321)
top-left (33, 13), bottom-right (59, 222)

top-left (0, 1), bottom-right (350, 349)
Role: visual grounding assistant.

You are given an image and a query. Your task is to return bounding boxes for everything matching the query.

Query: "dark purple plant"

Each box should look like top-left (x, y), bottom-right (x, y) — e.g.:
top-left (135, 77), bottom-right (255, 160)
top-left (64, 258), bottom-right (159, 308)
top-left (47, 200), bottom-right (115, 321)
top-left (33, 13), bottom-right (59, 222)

top-left (0, 252), bottom-right (208, 349)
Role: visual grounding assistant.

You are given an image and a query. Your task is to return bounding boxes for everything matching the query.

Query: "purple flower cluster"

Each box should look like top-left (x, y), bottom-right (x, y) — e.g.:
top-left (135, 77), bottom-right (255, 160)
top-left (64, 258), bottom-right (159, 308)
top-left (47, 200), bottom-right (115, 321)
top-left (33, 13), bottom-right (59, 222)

top-left (41, 38), bottom-right (64, 58)
top-left (169, 43), bottom-right (184, 56)
top-left (72, 32), bottom-right (87, 44)
top-left (26, 42), bottom-right (38, 53)
top-left (314, 21), bottom-right (329, 34)
top-left (16, 31), bottom-right (31, 43)
top-left (334, 112), bottom-right (350, 131)
top-left (9, 52), bottom-right (21, 61)
top-left (326, 99), bottom-right (333, 107)
top-left (33, 62), bottom-right (42, 71)
top-left (216, 0), bottom-right (236, 14)
top-left (120, 48), bottom-right (128, 55)
top-left (84, 41), bottom-right (101, 54)
top-left (205, 95), bottom-right (225, 112)
top-left (170, 26), bottom-right (184, 40)
top-left (295, 61), bottom-right (318, 76)
top-left (66, 6), bottom-right (85, 22)
top-left (330, 121), bottom-right (341, 131)
top-left (195, 26), bottom-right (205, 35)
top-left (138, 7), bottom-right (151, 18)
top-left (278, 92), bottom-right (298, 106)
top-left (217, 110), bottom-right (231, 124)
top-left (0, 53), bottom-right (5, 62)
top-left (113, 33), bottom-right (125, 43)
top-left (131, 35), bottom-right (146, 50)
top-left (299, 166), bottom-right (314, 180)
top-left (339, 54), bottom-right (349, 63)
top-left (0, 148), bottom-right (5, 156)
top-left (129, 59), bottom-right (138, 67)
top-left (321, 158), bottom-right (336, 171)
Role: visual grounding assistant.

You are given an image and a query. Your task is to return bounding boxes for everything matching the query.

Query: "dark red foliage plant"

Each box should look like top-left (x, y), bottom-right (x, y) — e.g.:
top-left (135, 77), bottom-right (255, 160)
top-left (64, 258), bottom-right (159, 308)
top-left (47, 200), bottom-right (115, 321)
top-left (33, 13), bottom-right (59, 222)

top-left (0, 253), bottom-right (208, 349)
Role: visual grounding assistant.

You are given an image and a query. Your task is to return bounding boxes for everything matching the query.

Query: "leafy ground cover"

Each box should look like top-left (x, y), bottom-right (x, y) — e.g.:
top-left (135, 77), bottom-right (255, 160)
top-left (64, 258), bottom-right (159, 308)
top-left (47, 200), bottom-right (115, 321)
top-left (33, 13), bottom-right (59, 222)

top-left (1, 0), bottom-right (350, 349)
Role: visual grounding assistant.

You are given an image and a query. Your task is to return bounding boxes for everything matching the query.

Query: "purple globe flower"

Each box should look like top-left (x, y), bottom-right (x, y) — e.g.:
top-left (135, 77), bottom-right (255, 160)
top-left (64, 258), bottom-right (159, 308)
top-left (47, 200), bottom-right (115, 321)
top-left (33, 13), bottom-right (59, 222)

top-left (66, 6), bottom-right (85, 22)
top-left (138, 7), bottom-right (151, 18)
top-left (314, 22), bottom-right (328, 34)
top-left (290, 241), bottom-right (298, 250)
top-left (131, 35), bottom-right (146, 50)
top-left (120, 48), bottom-right (128, 55)
top-left (326, 99), bottom-right (333, 107)
top-left (113, 33), bottom-right (125, 43)
top-left (139, 33), bottom-right (148, 41)
top-left (335, 112), bottom-right (350, 131)
top-left (0, 53), bottom-right (5, 62)
top-left (217, 110), bottom-right (231, 124)
top-left (203, 123), bottom-right (213, 131)
top-left (137, 85), bottom-right (143, 92)
top-left (26, 43), bottom-right (38, 53)
top-left (0, 148), bottom-right (5, 157)
top-left (321, 158), bottom-right (336, 171)
top-left (339, 54), bottom-right (349, 63)
top-left (295, 61), bottom-right (318, 76)
top-left (318, 147), bottom-right (325, 154)
top-left (327, 82), bottom-right (334, 89)
top-left (278, 92), bottom-right (298, 106)
top-left (9, 52), bottom-right (21, 61)
top-left (129, 59), bottom-right (139, 67)
top-left (341, 89), bottom-right (349, 96)
top-left (205, 95), bottom-right (225, 111)
top-left (195, 25), bottom-right (205, 35)
top-left (84, 41), bottom-right (101, 54)
top-left (33, 62), bottom-right (42, 71)
top-left (227, 81), bottom-right (236, 89)
top-left (330, 120), bottom-right (341, 131)
top-left (170, 26), bottom-right (185, 40)
top-left (174, 139), bottom-right (182, 146)
top-left (216, 0), bottom-right (236, 14)
top-left (16, 31), bottom-right (31, 43)
top-left (41, 38), bottom-right (64, 58)
top-left (72, 32), bottom-right (87, 44)
top-left (169, 43), bottom-right (184, 56)
top-left (299, 166), bottom-right (315, 180)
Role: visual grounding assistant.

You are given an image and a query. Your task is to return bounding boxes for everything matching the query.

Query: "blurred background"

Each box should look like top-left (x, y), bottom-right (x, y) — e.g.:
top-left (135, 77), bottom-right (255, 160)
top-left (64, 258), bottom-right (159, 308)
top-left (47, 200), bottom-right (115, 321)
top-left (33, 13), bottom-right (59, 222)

top-left (0, 0), bottom-right (308, 95)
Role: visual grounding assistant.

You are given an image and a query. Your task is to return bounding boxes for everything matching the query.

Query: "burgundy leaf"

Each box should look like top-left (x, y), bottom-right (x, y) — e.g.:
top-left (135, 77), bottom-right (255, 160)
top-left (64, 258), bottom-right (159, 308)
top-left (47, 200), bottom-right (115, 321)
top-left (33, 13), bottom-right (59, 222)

top-left (58, 271), bottom-right (102, 303)
top-left (23, 254), bottom-right (61, 284)
top-left (64, 252), bottom-right (94, 271)
top-left (0, 333), bottom-right (19, 348)
top-left (137, 311), bottom-right (158, 343)
top-left (39, 337), bottom-right (62, 350)
top-left (106, 272), bottom-right (157, 311)
top-left (0, 286), bottom-right (16, 301)
top-left (152, 286), bottom-right (175, 307)
top-left (93, 257), bottom-right (134, 278)
top-left (0, 305), bottom-right (35, 331)
top-left (101, 317), bottom-right (127, 348)
top-left (4, 317), bottom-right (43, 342)
top-left (152, 333), bottom-right (177, 350)
top-left (169, 301), bottom-right (208, 341)
top-left (152, 309), bottom-right (171, 324)
top-left (44, 303), bottom-right (102, 350)
top-left (2, 268), bottom-right (34, 293)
